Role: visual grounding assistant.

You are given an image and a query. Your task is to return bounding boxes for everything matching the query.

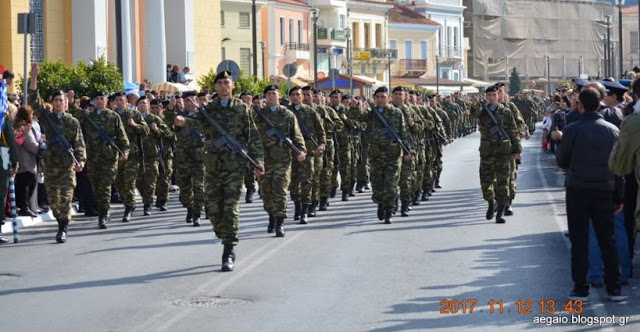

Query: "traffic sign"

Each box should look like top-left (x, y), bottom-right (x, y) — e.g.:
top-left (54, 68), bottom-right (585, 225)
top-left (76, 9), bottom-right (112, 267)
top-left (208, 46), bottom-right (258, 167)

top-left (353, 51), bottom-right (371, 61)
top-left (283, 63), bottom-right (297, 78)
top-left (216, 60), bottom-right (241, 82)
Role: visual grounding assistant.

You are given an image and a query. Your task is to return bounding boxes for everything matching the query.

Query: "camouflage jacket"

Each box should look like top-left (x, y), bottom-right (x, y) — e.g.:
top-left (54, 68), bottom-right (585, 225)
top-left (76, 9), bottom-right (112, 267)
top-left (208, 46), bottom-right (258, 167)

top-left (503, 102), bottom-right (528, 134)
top-left (316, 104), bottom-right (344, 137)
top-left (29, 90), bottom-right (86, 169)
top-left (175, 110), bottom-right (205, 151)
top-left (471, 103), bottom-right (522, 156)
top-left (140, 112), bottom-right (173, 160)
top-left (287, 103), bottom-right (326, 150)
top-left (70, 105), bottom-right (129, 162)
top-left (114, 106), bottom-right (149, 158)
top-left (434, 107), bottom-right (452, 138)
top-left (251, 104), bottom-right (306, 162)
top-left (155, 113), bottom-right (176, 159)
top-left (347, 104), bottom-right (414, 158)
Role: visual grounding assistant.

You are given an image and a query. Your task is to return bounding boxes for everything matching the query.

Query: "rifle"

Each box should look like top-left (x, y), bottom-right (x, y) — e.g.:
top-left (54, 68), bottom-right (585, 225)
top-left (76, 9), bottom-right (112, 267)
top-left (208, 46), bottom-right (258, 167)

top-left (198, 106), bottom-right (260, 169)
top-left (41, 110), bottom-right (81, 167)
top-left (157, 137), bottom-right (167, 174)
top-left (180, 127), bottom-right (205, 144)
top-left (252, 105), bottom-right (302, 156)
top-left (137, 133), bottom-right (146, 173)
top-left (79, 109), bottom-right (124, 156)
top-left (333, 132), bottom-right (340, 167)
top-left (288, 106), bottom-right (319, 150)
top-left (372, 108), bottom-right (412, 156)
top-left (479, 97), bottom-right (510, 141)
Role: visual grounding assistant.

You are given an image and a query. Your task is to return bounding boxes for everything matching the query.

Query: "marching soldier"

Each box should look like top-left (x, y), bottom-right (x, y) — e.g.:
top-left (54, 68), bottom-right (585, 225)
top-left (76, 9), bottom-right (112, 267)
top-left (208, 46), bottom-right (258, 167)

top-left (151, 99), bottom-right (174, 211)
top-left (314, 90), bottom-right (343, 211)
top-left (346, 87), bottom-right (414, 224)
top-left (408, 90), bottom-right (435, 205)
top-left (470, 85), bottom-right (522, 224)
top-left (172, 91), bottom-right (206, 227)
top-left (251, 85), bottom-right (306, 237)
top-left (112, 92), bottom-right (150, 222)
top-left (330, 91), bottom-right (358, 201)
top-left (429, 95), bottom-right (450, 189)
top-left (288, 86), bottom-right (326, 224)
top-left (240, 92), bottom-right (257, 203)
top-left (520, 91), bottom-right (538, 135)
top-left (301, 87), bottom-right (326, 217)
top-left (175, 71), bottom-right (265, 272)
top-left (135, 96), bottom-right (172, 216)
top-left (28, 63), bottom-right (86, 243)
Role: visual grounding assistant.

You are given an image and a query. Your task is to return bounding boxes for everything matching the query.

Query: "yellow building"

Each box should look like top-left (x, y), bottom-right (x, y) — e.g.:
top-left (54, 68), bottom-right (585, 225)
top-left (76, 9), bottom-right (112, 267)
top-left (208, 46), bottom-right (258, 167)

top-left (0, 0), bottom-right (221, 91)
top-left (221, 0), bottom-right (266, 78)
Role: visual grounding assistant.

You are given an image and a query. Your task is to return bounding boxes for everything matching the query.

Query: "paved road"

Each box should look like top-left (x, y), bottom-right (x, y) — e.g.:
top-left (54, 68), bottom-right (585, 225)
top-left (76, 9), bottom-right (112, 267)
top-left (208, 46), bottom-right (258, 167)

top-left (1, 128), bottom-right (638, 331)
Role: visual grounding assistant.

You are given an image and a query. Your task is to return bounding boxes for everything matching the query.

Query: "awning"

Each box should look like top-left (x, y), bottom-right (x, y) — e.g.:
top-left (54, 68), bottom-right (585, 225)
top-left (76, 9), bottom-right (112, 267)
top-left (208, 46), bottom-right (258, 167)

top-left (418, 85), bottom-right (479, 96)
top-left (463, 78), bottom-right (494, 88)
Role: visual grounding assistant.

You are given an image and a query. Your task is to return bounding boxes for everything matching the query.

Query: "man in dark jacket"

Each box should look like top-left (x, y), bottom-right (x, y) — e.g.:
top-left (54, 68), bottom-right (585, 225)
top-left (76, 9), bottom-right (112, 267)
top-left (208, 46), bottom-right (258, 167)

top-left (556, 87), bottom-right (624, 302)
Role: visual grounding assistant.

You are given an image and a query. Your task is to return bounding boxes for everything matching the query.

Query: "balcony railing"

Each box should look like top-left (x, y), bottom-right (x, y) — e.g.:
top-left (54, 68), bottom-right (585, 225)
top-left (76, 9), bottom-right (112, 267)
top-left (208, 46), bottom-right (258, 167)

top-left (354, 48), bottom-right (398, 60)
top-left (284, 42), bottom-right (310, 51)
top-left (398, 59), bottom-right (427, 72)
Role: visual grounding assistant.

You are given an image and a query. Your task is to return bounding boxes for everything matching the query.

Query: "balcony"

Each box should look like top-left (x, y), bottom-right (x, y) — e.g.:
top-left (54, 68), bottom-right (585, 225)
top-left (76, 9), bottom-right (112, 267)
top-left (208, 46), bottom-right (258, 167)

top-left (398, 59), bottom-right (427, 72)
top-left (283, 43), bottom-right (310, 60)
top-left (353, 48), bottom-right (398, 61)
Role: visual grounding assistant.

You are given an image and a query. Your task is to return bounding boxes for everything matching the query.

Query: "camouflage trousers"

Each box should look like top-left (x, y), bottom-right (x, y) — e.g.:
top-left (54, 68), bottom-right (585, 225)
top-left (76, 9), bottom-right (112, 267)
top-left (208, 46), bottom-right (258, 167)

top-left (312, 152), bottom-right (323, 201)
top-left (44, 166), bottom-right (76, 223)
top-left (290, 143), bottom-right (315, 204)
top-left (508, 158), bottom-right (518, 201)
top-left (413, 147), bottom-right (426, 194)
top-left (399, 155), bottom-right (416, 202)
top-left (331, 140), bottom-right (353, 192)
top-left (422, 145), bottom-right (434, 190)
top-left (204, 154), bottom-right (245, 246)
top-left (115, 158), bottom-right (140, 208)
top-left (434, 145), bottom-right (443, 178)
top-left (259, 160), bottom-right (292, 218)
top-left (244, 166), bottom-right (256, 193)
top-left (370, 154), bottom-right (401, 211)
top-left (479, 155), bottom-right (512, 206)
top-left (320, 139), bottom-right (335, 198)
top-left (87, 157), bottom-right (118, 212)
top-left (155, 157), bottom-right (173, 201)
top-left (357, 143), bottom-right (370, 184)
top-left (136, 158), bottom-right (159, 205)
top-left (174, 150), bottom-right (205, 214)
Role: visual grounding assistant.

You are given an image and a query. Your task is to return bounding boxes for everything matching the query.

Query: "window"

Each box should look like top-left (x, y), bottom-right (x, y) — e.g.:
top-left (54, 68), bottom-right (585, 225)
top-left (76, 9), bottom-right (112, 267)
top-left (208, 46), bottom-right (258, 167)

top-left (222, 48), bottom-right (226, 60)
top-left (298, 20), bottom-right (303, 44)
top-left (420, 41), bottom-right (427, 59)
top-left (405, 40), bottom-right (412, 59)
top-left (364, 23), bottom-right (370, 48)
top-left (289, 18), bottom-right (294, 43)
top-left (240, 48), bottom-right (251, 76)
top-left (280, 17), bottom-right (285, 44)
top-left (339, 15), bottom-right (346, 29)
top-left (454, 26), bottom-right (459, 48)
top-left (447, 26), bottom-right (453, 56)
top-left (221, 11), bottom-right (225, 27)
top-left (375, 24), bottom-right (382, 48)
top-left (390, 40), bottom-right (397, 50)
top-left (239, 12), bottom-right (250, 28)
top-left (631, 31), bottom-right (639, 56)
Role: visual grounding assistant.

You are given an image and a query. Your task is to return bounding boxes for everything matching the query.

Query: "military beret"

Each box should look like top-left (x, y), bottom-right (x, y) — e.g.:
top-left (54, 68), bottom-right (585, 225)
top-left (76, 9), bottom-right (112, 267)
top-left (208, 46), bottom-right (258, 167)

top-left (341, 95), bottom-right (350, 101)
top-left (289, 86), bottom-right (302, 95)
top-left (263, 84), bottom-right (278, 94)
top-left (111, 91), bottom-right (126, 98)
top-left (329, 89), bottom-right (342, 96)
top-left (136, 95), bottom-right (148, 104)
top-left (197, 92), bottom-right (207, 98)
top-left (150, 98), bottom-right (162, 106)
top-left (174, 93), bottom-right (183, 99)
top-left (182, 90), bottom-right (198, 98)
top-left (214, 70), bottom-right (234, 83)
top-left (239, 91), bottom-right (252, 98)
top-left (485, 85), bottom-right (500, 93)
top-left (427, 94), bottom-right (437, 99)
top-left (374, 86), bottom-right (389, 95)
top-left (161, 100), bottom-right (170, 107)
top-left (51, 90), bottom-right (66, 99)
top-left (313, 89), bottom-right (323, 95)
top-left (495, 82), bottom-right (505, 88)
top-left (107, 94), bottom-right (116, 101)
top-left (392, 86), bottom-right (406, 93)
top-left (301, 86), bottom-right (313, 91)
top-left (408, 90), bottom-right (417, 96)
top-left (252, 94), bottom-right (263, 101)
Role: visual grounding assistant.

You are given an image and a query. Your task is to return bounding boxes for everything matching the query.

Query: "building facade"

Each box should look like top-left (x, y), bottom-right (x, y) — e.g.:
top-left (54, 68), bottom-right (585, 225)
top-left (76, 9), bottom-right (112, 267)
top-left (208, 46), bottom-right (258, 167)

top-left (222, 0), bottom-right (266, 78)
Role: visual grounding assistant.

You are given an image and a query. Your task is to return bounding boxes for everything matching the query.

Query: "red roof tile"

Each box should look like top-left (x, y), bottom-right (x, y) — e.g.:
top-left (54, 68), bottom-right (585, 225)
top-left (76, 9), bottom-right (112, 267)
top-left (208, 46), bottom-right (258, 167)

top-left (388, 5), bottom-right (440, 25)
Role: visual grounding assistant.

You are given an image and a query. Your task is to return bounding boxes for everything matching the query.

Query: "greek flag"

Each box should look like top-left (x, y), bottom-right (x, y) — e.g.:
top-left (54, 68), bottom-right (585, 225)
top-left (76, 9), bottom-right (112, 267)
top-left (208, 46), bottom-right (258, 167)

top-left (0, 79), bottom-right (7, 131)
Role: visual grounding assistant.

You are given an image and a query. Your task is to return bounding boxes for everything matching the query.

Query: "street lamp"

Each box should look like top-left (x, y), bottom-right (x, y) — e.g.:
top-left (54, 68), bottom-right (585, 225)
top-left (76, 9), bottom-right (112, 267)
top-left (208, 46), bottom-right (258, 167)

top-left (605, 15), bottom-right (612, 78)
top-left (310, 8), bottom-right (320, 87)
top-left (618, 1), bottom-right (625, 78)
top-left (436, 55), bottom-right (440, 94)
top-left (260, 41), bottom-right (266, 79)
top-left (346, 27), bottom-right (353, 96)
top-left (252, 0), bottom-right (258, 82)
top-left (578, 56), bottom-right (583, 76)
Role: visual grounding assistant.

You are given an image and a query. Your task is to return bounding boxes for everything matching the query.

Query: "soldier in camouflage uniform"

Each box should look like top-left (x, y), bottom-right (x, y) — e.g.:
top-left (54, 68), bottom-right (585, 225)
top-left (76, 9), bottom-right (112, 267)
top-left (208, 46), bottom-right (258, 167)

top-left (170, 91), bottom-right (206, 227)
top-left (470, 85), bottom-right (522, 224)
top-left (175, 71), bottom-right (265, 272)
top-left (240, 92), bottom-right (257, 203)
top-left (29, 64), bottom-right (86, 243)
top-left (330, 91), bottom-right (358, 201)
top-left (151, 99), bottom-right (174, 211)
top-left (302, 87), bottom-right (328, 217)
top-left (408, 91), bottom-right (435, 204)
top-left (345, 87), bottom-right (414, 224)
top-left (135, 96), bottom-right (172, 216)
top-left (287, 86), bottom-right (326, 224)
top-left (112, 92), bottom-right (149, 222)
top-left (391, 87), bottom-right (423, 217)
top-left (314, 90), bottom-right (343, 212)
top-left (70, 92), bottom-right (129, 229)
top-left (251, 85), bottom-right (306, 237)
top-left (519, 91), bottom-right (538, 135)
top-left (429, 96), bottom-right (451, 189)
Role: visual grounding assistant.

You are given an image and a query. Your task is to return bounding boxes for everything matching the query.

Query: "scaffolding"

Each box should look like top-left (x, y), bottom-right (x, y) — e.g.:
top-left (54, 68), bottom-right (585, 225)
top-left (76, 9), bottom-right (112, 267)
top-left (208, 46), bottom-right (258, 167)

top-left (30, 0), bottom-right (44, 64)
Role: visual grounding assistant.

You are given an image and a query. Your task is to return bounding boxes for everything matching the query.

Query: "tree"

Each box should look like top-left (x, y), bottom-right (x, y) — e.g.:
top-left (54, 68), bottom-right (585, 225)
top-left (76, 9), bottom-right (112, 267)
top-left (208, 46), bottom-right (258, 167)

top-left (197, 68), bottom-right (271, 95)
top-left (508, 67), bottom-right (522, 96)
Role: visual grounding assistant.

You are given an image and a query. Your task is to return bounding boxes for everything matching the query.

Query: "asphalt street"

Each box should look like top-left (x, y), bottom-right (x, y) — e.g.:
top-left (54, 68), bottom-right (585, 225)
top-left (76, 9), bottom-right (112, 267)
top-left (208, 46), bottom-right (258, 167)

top-left (1, 127), bottom-right (638, 332)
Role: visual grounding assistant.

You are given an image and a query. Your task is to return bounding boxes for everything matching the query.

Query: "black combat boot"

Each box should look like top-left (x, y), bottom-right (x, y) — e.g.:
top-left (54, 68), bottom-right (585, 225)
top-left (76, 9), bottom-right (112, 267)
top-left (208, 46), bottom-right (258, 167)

top-left (245, 189), bottom-right (254, 203)
top-left (122, 206), bottom-right (133, 223)
top-left (319, 197), bottom-right (328, 211)
top-left (377, 204), bottom-right (384, 221)
top-left (504, 200), bottom-right (514, 216)
top-left (330, 186), bottom-right (337, 198)
top-left (341, 191), bottom-right (349, 201)
top-left (221, 244), bottom-right (236, 272)
top-left (401, 201), bottom-right (410, 217)
top-left (364, 183), bottom-right (370, 190)
top-left (412, 191), bottom-right (421, 206)
top-left (294, 201), bottom-right (301, 221)
top-left (350, 180), bottom-right (357, 196)
top-left (486, 200), bottom-right (496, 220)
top-left (495, 204), bottom-right (506, 224)
top-left (56, 220), bottom-right (69, 243)
top-left (143, 203), bottom-right (151, 216)
top-left (98, 211), bottom-right (108, 229)
top-left (356, 181), bottom-right (364, 193)
top-left (159, 199), bottom-right (168, 212)
top-left (309, 200), bottom-right (318, 217)
top-left (186, 209), bottom-right (193, 224)
top-left (421, 190), bottom-right (430, 201)
top-left (384, 209), bottom-right (393, 224)
top-left (192, 213), bottom-right (201, 227)
top-left (300, 204), bottom-right (309, 224)
top-left (155, 198), bottom-right (161, 208)
top-left (275, 217), bottom-right (285, 238)
top-left (267, 215), bottom-right (275, 233)
top-left (435, 180), bottom-right (442, 189)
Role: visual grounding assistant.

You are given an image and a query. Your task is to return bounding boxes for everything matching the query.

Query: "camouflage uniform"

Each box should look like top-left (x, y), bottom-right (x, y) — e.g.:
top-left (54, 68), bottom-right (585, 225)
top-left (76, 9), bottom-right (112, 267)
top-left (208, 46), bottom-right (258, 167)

top-left (70, 106), bottom-right (129, 215)
top-left (114, 106), bottom-right (149, 209)
top-left (252, 105), bottom-right (306, 219)
top-left (433, 106), bottom-right (451, 184)
top-left (173, 110), bottom-right (206, 215)
top-left (29, 91), bottom-right (86, 224)
top-left (191, 97), bottom-right (263, 245)
top-left (470, 102), bottom-right (522, 208)
top-left (330, 103), bottom-right (358, 196)
top-left (318, 104), bottom-right (343, 204)
top-left (154, 112), bottom-right (175, 205)
top-left (347, 104), bottom-right (414, 217)
top-left (136, 112), bottom-right (172, 206)
top-left (395, 103), bottom-right (423, 209)
top-left (519, 98), bottom-right (538, 135)
top-left (413, 103), bottom-right (436, 199)
top-left (504, 101), bottom-right (527, 203)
